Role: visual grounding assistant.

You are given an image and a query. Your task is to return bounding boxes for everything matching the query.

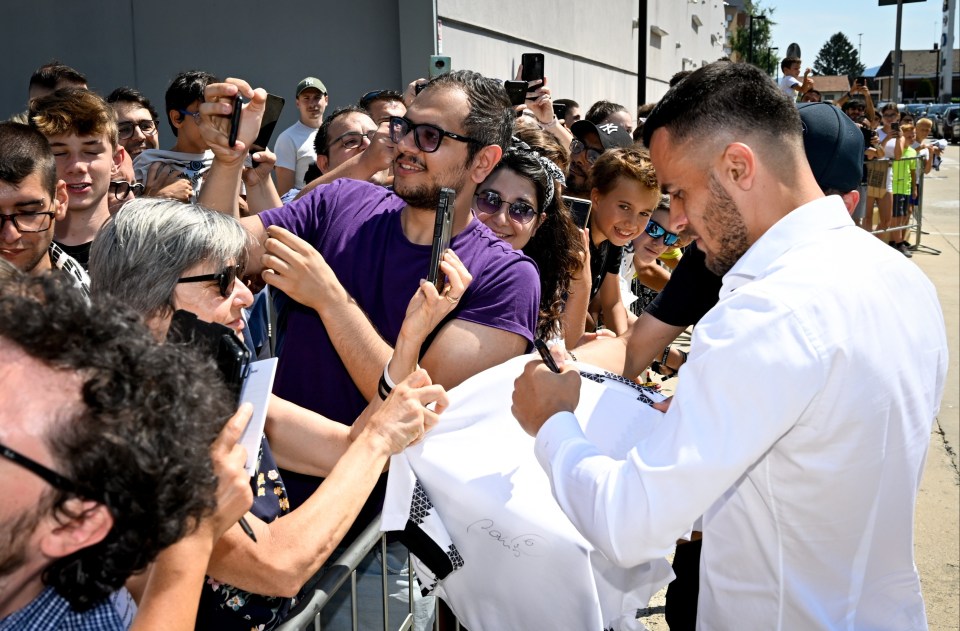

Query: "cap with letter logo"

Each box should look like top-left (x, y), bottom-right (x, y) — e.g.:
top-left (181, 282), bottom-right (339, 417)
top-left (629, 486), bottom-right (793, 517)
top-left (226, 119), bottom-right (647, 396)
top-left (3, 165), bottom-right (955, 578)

top-left (296, 77), bottom-right (327, 97)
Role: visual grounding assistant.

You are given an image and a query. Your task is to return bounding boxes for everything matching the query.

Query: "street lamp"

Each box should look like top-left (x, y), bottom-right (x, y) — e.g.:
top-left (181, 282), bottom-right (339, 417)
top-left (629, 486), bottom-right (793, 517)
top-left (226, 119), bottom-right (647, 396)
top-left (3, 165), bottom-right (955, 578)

top-left (748, 14), bottom-right (767, 65)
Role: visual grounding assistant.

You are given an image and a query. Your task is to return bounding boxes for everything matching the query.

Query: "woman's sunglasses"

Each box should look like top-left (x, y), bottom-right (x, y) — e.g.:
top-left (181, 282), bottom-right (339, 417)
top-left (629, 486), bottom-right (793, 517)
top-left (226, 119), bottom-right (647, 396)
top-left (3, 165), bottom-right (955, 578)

top-left (177, 264), bottom-right (243, 298)
top-left (473, 190), bottom-right (538, 224)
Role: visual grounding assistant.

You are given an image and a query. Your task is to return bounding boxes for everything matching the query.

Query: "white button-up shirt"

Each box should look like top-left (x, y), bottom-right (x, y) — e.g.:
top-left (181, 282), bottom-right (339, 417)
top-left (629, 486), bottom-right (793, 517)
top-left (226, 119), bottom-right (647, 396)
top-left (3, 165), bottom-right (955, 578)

top-left (535, 195), bottom-right (948, 630)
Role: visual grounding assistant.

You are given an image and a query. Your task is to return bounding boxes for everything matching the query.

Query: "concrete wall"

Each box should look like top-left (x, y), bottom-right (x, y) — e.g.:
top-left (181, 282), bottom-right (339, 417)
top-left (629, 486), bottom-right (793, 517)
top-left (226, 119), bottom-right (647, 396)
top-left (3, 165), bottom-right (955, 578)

top-left (646, 0), bottom-right (728, 103)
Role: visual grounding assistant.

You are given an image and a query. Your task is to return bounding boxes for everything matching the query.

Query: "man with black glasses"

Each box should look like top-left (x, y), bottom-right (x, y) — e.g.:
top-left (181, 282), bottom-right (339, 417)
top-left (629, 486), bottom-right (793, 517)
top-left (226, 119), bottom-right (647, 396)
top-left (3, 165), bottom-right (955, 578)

top-left (0, 122), bottom-right (89, 294)
top-left (106, 87), bottom-right (160, 161)
top-left (200, 68), bottom-right (538, 480)
top-left (313, 105), bottom-right (379, 177)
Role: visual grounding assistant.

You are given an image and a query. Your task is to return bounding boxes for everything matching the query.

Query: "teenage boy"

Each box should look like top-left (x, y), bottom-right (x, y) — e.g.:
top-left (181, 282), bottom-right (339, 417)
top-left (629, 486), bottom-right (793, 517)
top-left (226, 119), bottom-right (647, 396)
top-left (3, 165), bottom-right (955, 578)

top-left (29, 88), bottom-right (123, 270)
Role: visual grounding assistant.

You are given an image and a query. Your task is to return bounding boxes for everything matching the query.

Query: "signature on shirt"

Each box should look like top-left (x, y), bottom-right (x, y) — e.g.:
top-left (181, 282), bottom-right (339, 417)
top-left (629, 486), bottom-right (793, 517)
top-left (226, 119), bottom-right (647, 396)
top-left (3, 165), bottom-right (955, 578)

top-left (467, 518), bottom-right (547, 558)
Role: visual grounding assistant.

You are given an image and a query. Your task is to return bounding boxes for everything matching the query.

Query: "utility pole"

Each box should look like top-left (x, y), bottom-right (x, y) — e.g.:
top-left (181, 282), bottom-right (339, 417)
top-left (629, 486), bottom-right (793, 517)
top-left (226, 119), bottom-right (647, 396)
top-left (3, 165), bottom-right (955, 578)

top-left (858, 33), bottom-right (863, 64)
top-left (891, 0), bottom-right (904, 103)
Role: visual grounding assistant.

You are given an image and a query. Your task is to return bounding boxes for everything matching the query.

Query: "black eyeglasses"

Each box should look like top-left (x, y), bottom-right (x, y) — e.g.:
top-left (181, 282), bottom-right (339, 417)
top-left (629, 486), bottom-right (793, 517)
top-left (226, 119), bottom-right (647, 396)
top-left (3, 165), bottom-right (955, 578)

top-left (474, 190), bottom-right (538, 224)
top-left (117, 119), bottom-right (159, 140)
top-left (330, 130), bottom-right (376, 151)
top-left (0, 210), bottom-right (55, 233)
top-left (388, 116), bottom-right (480, 153)
top-left (109, 180), bottom-right (145, 200)
top-left (643, 219), bottom-right (680, 246)
top-left (177, 264), bottom-right (243, 298)
top-left (570, 139), bottom-right (602, 166)
top-left (1, 442), bottom-right (77, 494)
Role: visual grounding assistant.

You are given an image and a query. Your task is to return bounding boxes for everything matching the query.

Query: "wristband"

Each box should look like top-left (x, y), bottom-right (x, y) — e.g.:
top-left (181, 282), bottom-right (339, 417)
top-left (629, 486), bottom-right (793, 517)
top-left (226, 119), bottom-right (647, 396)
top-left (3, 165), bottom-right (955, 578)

top-left (660, 346), bottom-right (671, 367)
top-left (538, 116), bottom-right (558, 129)
top-left (377, 373), bottom-right (392, 401)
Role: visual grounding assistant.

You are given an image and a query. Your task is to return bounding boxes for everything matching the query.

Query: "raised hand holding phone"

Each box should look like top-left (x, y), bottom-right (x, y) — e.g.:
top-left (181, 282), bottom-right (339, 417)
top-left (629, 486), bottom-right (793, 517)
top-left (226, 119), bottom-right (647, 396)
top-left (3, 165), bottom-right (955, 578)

top-left (427, 188), bottom-right (455, 293)
top-left (199, 78), bottom-right (267, 164)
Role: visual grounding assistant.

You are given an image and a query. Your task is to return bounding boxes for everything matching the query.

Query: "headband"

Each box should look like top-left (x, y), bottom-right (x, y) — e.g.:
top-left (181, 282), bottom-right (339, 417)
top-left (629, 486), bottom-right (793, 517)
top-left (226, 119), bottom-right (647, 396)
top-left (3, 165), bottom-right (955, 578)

top-left (510, 138), bottom-right (566, 208)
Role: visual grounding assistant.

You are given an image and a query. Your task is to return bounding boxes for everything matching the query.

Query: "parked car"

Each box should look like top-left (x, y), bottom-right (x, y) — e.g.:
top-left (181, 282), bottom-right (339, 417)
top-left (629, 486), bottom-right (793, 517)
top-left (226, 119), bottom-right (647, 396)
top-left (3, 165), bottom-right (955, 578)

top-left (904, 103), bottom-right (928, 119)
top-left (942, 106), bottom-right (960, 144)
top-left (926, 103), bottom-right (953, 136)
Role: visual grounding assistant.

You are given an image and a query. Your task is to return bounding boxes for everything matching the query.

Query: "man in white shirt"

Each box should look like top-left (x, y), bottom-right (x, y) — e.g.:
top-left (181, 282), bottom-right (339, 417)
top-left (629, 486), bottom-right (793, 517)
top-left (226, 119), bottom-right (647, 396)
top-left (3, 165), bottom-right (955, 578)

top-left (273, 77), bottom-right (328, 196)
top-left (512, 61), bottom-right (948, 630)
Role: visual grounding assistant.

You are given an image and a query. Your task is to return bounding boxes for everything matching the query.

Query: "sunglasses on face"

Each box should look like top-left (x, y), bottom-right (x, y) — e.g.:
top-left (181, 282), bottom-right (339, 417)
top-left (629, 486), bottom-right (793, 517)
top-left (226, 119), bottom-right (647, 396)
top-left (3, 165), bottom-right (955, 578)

top-left (474, 190), bottom-right (538, 224)
top-left (570, 139), bottom-right (601, 165)
top-left (176, 264), bottom-right (243, 298)
top-left (109, 180), bottom-right (145, 200)
top-left (388, 116), bottom-right (480, 153)
top-left (643, 219), bottom-right (680, 246)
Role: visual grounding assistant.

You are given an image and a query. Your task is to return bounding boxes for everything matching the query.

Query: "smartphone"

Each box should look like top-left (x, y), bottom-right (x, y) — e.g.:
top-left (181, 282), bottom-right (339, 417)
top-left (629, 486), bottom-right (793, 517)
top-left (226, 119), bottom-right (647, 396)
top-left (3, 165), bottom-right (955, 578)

top-left (552, 102), bottom-right (566, 122)
top-left (429, 55), bottom-right (451, 78)
top-left (166, 310), bottom-right (250, 403)
top-left (521, 53), bottom-right (544, 83)
top-left (562, 195), bottom-right (592, 229)
top-left (228, 95), bottom-right (243, 148)
top-left (250, 93), bottom-right (285, 153)
top-left (534, 338), bottom-right (561, 373)
top-left (504, 80), bottom-right (528, 106)
top-left (860, 125), bottom-right (873, 147)
top-left (891, 122), bottom-right (900, 132)
top-left (427, 188), bottom-right (455, 293)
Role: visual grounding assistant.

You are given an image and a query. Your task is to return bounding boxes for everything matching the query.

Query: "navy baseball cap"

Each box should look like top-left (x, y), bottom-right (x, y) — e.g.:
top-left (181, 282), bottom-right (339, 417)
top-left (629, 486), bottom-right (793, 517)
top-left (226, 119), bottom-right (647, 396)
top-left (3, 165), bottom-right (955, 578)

top-left (571, 120), bottom-right (634, 152)
top-left (798, 102), bottom-right (864, 193)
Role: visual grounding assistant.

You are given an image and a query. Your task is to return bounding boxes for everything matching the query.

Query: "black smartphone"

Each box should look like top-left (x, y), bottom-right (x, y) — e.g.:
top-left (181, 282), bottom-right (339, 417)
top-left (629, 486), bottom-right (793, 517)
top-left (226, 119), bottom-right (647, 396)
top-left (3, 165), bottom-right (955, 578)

top-left (250, 93), bottom-right (285, 153)
top-left (166, 310), bottom-right (250, 403)
top-left (427, 187), bottom-right (455, 293)
top-left (228, 94), bottom-right (243, 148)
top-left (504, 80), bottom-right (528, 106)
top-left (891, 121), bottom-right (900, 132)
top-left (521, 53), bottom-right (544, 83)
top-left (552, 102), bottom-right (566, 122)
top-left (860, 125), bottom-right (873, 147)
top-left (562, 195), bottom-right (592, 229)
top-left (534, 338), bottom-right (561, 373)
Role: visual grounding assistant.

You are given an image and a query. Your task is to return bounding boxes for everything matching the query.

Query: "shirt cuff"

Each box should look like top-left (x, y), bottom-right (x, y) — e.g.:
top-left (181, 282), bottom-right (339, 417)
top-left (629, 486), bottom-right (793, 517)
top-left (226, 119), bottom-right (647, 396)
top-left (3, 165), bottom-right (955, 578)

top-left (533, 411), bottom-right (585, 471)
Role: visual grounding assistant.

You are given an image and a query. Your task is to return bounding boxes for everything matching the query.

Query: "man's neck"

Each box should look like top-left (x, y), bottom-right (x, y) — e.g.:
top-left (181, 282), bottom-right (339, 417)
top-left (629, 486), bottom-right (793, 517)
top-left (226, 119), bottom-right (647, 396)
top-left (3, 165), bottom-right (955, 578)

top-left (400, 195), bottom-right (475, 245)
top-left (54, 202), bottom-right (110, 246)
top-left (0, 564), bottom-right (45, 620)
top-left (170, 140), bottom-right (207, 155)
top-left (299, 117), bottom-right (320, 129)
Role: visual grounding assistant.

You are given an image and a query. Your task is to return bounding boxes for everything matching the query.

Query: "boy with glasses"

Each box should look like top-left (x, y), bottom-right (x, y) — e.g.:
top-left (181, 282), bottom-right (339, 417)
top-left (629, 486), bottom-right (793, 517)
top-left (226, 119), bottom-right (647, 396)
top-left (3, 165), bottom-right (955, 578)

top-left (133, 70), bottom-right (219, 203)
top-left (0, 122), bottom-right (88, 295)
top-left (29, 88), bottom-right (123, 271)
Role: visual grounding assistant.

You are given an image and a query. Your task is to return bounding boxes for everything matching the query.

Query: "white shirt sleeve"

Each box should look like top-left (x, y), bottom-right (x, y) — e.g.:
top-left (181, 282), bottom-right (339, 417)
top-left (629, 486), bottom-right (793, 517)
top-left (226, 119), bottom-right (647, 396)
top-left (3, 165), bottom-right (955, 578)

top-left (273, 128), bottom-right (297, 171)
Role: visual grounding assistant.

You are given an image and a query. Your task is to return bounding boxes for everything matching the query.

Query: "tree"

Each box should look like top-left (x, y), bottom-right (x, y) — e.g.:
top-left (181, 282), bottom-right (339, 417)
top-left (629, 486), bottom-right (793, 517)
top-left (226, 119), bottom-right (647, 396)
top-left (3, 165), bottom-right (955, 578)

top-left (813, 33), bottom-right (865, 82)
top-left (729, 1), bottom-right (778, 76)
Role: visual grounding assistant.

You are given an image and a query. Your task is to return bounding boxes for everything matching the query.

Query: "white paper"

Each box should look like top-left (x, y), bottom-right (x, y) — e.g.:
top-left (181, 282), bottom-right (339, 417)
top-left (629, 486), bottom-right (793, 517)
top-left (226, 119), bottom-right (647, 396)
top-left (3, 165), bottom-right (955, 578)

top-left (237, 357), bottom-right (277, 476)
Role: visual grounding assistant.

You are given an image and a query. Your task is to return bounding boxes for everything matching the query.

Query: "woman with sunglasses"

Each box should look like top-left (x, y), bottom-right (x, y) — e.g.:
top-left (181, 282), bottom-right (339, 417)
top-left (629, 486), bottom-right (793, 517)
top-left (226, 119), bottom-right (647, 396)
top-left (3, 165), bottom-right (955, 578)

top-left (89, 197), bottom-right (452, 630)
top-left (472, 139), bottom-right (584, 345)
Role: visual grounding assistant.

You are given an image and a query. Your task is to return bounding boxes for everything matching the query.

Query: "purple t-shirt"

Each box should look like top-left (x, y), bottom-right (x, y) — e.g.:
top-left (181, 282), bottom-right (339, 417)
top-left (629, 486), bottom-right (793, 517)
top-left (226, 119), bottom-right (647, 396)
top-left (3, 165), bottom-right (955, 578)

top-left (258, 178), bottom-right (539, 426)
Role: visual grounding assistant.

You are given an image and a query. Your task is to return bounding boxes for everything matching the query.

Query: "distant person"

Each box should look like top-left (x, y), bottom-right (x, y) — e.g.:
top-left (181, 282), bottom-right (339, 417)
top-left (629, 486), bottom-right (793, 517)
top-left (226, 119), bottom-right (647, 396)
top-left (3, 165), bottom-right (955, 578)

top-left (778, 56), bottom-right (814, 101)
top-left (274, 77), bottom-right (328, 196)
top-left (552, 98), bottom-right (580, 130)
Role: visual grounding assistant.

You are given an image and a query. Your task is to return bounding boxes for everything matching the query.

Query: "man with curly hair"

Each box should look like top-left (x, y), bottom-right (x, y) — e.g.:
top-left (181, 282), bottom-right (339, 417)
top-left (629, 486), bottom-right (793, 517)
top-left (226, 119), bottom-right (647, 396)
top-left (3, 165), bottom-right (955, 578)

top-left (0, 273), bottom-right (243, 629)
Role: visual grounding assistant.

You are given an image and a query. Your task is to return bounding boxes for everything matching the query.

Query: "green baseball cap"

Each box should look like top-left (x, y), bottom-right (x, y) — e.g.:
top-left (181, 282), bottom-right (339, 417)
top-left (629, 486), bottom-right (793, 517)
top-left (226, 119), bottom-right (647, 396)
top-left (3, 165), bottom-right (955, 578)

top-left (296, 77), bottom-right (327, 97)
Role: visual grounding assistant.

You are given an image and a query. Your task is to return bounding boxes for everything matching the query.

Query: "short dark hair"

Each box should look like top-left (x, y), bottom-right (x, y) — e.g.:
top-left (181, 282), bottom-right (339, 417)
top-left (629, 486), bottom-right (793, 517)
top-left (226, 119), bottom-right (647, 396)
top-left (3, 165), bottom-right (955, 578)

top-left (552, 98), bottom-right (579, 121)
top-left (164, 70), bottom-right (219, 137)
top-left (358, 89), bottom-right (403, 113)
top-left (0, 122), bottom-right (58, 197)
top-left (642, 61), bottom-right (803, 173)
top-left (314, 105), bottom-right (368, 157)
top-left (29, 61), bottom-right (87, 93)
top-left (106, 86), bottom-right (159, 122)
top-left (0, 274), bottom-right (232, 611)
top-left (841, 99), bottom-right (866, 112)
top-left (585, 100), bottom-right (628, 126)
top-left (781, 56), bottom-right (802, 72)
top-left (669, 70), bottom-right (693, 88)
top-left (423, 70), bottom-right (513, 162)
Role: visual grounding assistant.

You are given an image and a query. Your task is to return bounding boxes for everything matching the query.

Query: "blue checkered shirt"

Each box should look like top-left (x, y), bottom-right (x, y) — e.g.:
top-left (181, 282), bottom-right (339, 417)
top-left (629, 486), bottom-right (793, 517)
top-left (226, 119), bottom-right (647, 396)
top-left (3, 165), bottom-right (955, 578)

top-left (0, 587), bottom-right (124, 631)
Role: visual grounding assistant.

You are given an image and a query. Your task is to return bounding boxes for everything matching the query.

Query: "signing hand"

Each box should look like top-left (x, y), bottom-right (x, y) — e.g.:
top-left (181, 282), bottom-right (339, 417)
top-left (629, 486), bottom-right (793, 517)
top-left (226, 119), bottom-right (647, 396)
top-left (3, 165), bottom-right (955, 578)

top-left (511, 359), bottom-right (581, 437)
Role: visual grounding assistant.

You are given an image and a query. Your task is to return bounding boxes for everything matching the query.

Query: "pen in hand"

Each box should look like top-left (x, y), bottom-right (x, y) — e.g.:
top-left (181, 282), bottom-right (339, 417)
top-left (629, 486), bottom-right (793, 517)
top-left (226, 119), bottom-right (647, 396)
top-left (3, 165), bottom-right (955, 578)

top-left (239, 516), bottom-right (257, 542)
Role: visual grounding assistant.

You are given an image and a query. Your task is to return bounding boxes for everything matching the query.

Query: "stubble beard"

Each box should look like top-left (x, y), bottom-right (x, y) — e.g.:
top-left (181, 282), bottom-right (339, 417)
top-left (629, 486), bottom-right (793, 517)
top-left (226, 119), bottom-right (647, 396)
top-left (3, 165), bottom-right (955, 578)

top-left (702, 173), bottom-right (750, 276)
top-left (394, 153), bottom-right (470, 211)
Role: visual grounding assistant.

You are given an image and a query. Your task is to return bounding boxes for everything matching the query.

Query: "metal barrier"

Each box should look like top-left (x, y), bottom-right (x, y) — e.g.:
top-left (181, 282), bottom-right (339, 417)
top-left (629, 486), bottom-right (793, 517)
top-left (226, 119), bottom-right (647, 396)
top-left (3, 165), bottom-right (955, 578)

top-left (865, 155), bottom-right (941, 256)
top-left (276, 514), bottom-right (461, 631)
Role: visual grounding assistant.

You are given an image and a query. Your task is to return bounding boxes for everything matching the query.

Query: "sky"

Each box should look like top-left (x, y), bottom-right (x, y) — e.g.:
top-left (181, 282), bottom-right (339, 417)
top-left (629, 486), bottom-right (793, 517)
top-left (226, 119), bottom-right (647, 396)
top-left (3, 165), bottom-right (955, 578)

top-left (765, 0), bottom-right (956, 71)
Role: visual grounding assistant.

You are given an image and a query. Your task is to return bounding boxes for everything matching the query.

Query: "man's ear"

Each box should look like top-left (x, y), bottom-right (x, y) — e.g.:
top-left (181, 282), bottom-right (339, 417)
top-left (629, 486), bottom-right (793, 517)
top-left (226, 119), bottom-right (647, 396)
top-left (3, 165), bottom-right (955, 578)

top-left (169, 109), bottom-right (184, 134)
top-left (315, 154), bottom-right (329, 175)
top-left (38, 499), bottom-right (113, 560)
top-left (720, 142), bottom-right (757, 190)
top-left (840, 189), bottom-right (860, 215)
top-left (469, 145), bottom-right (503, 184)
top-left (53, 180), bottom-right (69, 221)
top-left (111, 146), bottom-right (126, 177)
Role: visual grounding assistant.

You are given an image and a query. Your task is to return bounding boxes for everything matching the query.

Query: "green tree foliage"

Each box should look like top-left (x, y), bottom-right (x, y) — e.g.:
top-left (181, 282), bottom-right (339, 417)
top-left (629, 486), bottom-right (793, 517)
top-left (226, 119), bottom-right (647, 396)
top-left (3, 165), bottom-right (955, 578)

top-left (729, 1), bottom-right (778, 75)
top-left (813, 32), bottom-right (865, 82)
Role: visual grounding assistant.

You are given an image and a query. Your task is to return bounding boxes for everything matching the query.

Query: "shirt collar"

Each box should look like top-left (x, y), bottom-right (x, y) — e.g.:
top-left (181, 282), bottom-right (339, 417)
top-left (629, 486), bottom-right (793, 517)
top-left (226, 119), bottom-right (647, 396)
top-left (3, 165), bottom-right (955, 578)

top-left (720, 195), bottom-right (852, 297)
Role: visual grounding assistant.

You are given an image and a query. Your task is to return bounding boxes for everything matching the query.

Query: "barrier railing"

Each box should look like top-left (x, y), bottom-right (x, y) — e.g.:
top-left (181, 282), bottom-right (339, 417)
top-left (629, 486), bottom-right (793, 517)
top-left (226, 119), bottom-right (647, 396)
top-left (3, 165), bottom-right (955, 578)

top-left (864, 155), bottom-right (941, 255)
top-left (276, 514), bottom-right (461, 631)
